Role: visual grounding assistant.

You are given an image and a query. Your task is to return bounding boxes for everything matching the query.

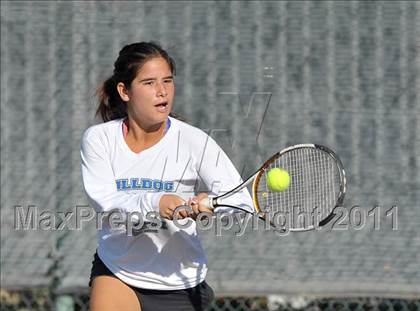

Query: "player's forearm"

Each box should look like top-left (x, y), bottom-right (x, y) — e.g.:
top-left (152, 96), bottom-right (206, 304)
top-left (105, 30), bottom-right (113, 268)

top-left (83, 182), bottom-right (163, 215)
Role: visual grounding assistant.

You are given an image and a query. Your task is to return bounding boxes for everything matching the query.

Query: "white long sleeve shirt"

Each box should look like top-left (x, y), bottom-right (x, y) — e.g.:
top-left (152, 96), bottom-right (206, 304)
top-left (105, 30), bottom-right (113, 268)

top-left (81, 116), bottom-right (253, 290)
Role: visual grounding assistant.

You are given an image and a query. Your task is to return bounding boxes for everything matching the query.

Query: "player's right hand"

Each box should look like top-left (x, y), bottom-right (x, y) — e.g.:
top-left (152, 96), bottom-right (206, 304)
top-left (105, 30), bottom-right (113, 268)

top-left (158, 194), bottom-right (190, 220)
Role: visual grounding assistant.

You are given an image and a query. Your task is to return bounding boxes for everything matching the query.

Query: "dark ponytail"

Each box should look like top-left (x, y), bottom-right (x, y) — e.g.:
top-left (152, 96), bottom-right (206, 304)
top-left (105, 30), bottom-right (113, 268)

top-left (96, 42), bottom-right (177, 122)
top-left (96, 76), bottom-right (127, 122)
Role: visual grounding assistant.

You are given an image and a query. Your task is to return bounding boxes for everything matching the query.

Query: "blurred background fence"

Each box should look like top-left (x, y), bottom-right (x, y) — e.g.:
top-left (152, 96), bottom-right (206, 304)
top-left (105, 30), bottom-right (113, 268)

top-left (1, 1), bottom-right (419, 310)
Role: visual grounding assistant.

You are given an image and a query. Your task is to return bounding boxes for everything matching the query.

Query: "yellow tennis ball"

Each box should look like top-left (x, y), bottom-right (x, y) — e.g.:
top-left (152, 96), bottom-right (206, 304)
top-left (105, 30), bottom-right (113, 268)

top-left (266, 168), bottom-right (290, 192)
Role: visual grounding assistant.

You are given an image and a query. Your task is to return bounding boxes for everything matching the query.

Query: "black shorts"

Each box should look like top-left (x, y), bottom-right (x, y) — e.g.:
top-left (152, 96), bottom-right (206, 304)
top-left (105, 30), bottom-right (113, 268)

top-left (89, 252), bottom-right (214, 311)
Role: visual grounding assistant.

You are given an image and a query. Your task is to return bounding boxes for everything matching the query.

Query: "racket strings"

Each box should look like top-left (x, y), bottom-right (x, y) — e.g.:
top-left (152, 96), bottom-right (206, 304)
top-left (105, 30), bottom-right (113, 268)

top-left (257, 148), bottom-right (341, 230)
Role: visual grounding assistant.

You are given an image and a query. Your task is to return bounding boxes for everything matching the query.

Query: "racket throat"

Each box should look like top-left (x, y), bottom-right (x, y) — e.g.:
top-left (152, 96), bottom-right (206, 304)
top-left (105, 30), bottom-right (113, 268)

top-left (210, 196), bottom-right (220, 209)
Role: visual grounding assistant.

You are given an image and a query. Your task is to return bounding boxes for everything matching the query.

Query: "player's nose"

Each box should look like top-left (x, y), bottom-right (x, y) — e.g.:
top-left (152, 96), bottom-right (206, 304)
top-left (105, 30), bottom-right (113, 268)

top-left (156, 82), bottom-right (167, 97)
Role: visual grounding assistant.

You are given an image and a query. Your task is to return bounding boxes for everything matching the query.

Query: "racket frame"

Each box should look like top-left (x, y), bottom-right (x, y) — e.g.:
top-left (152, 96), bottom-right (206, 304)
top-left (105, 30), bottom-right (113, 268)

top-left (202, 143), bottom-right (346, 229)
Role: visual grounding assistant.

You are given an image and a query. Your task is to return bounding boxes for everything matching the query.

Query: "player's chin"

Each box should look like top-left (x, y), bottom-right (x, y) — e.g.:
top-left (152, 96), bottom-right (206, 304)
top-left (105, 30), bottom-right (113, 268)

top-left (151, 110), bottom-right (171, 124)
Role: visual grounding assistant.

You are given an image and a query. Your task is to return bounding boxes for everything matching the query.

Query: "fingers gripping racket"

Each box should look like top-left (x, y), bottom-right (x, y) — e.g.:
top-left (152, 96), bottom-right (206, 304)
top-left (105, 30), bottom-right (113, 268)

top-left (200, 144), bottom-right (346, 231)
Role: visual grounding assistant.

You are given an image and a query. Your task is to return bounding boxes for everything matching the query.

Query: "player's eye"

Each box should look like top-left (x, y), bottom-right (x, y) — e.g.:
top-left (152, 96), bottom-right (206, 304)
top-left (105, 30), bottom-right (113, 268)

top-left (164, 79), bottom-right (173, 83)
top-left (143, 81), bottom-right (154, 85)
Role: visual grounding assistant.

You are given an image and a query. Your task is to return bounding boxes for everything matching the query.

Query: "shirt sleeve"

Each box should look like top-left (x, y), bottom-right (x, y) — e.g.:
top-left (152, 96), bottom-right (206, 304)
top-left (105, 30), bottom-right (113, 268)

top-left (195, 134), bottom-right (254, 214)
top-left (80, 128), bottom-right (164, 215)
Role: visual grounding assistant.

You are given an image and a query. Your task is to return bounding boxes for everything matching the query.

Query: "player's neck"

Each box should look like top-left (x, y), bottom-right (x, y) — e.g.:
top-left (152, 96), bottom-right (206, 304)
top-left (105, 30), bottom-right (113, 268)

top-left (124, 117), bottom-right (166, 153)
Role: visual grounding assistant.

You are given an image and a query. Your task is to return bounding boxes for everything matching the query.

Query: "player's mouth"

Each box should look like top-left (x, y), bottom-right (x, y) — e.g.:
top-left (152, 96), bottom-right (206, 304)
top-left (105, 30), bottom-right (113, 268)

top-left (154, 102), bottom-right (169, 113)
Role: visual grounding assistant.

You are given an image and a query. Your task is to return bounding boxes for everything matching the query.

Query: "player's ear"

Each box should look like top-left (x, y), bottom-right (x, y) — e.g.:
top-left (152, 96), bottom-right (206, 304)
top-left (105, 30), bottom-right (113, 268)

top-left (117, 82), bottom-right (130, 102)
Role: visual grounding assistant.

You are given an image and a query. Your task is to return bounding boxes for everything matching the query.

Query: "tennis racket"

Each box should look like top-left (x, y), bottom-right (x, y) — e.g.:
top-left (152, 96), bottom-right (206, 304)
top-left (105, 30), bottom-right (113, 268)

top-left (200, 144), bottom-right (346, 232)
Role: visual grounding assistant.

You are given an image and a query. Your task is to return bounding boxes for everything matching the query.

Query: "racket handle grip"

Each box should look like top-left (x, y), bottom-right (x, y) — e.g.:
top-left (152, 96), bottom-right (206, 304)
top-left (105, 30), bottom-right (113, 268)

top-left (200, 196), bottom-right (215, 209)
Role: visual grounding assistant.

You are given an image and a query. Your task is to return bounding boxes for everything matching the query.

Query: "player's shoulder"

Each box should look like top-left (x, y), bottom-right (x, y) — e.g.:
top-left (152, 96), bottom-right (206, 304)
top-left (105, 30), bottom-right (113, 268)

top-left (82, 118), bottom-right (122, 143)
top-left (169, 116), bottom-right (223, 155)
top-left (169, 116), bottom-right (210, 141)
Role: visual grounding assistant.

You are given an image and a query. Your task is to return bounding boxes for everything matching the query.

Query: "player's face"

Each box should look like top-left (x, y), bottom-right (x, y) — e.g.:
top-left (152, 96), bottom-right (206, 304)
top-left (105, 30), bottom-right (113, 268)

top-left (126, 57), bottom-right (174, 127)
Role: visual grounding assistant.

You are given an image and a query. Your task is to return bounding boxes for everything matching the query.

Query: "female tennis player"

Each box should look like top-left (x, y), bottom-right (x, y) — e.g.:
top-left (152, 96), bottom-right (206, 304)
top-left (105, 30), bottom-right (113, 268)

top-left (81, 42), bottom-right (253, 311)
